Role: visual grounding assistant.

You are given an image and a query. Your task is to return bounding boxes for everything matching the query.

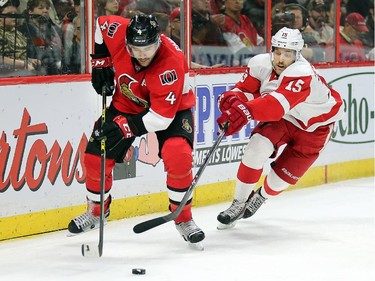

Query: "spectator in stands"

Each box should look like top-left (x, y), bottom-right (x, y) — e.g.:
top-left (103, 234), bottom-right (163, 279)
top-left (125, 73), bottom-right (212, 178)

top-left (339, 0), bottom-right (347, 26)
top-left (152, 12), bottom-right (171, 37)
top-left (242, 0), bottom-right (265, 38)
top-left (63, 15), bottom-right (80, 73)
top-left (346, 0), bottom-right (371, 19)
top-left (19, 0), bottom-right (63, 75)
top-left (284, 3), bottom-right (325, 62)
top-left (307, 0), bottom-right (333, 45)
top-left (361, 0), bottom-right (374, 57)
top-left (192, 0), bottom-right (226, 46)
top-left (136, 0), bottom-right (172, 15)
top-left (325, 0), bottom-right (346, 28)
top-left (53, 0), bottom-right (74, 24)
top-left (60, 0), bottom-right (79, 73)
top-left (45, 0), bottom-right (61, 25)
top-left (366, 0), bottom-right (374, 35)
top-left (0, 0), bottom-right (38, 76)
top-left (326, 12), bottom-right (368, 62)
top-left (96, 0), bottom-right (120, 17)
top-left (210, 0), bottom-right (224, 14)
top-left (169, 7), bottom-right (181, 46)
top-left (119, 0), bottom-right (135, 15)
top-left (271, 3), bottom-right (294, 35)
top-left (119, 0), bottom-right (138, 18)
top-left (325, 0), bottom-right (334, 27)
top-left (61, 6), bottom-right (76, 35)
top-left (169, 7), bottom-right (224, 68)
top-left (74, 0), bottom-right (80, 15)
top-left (221, 0), bottom-right (264, 62)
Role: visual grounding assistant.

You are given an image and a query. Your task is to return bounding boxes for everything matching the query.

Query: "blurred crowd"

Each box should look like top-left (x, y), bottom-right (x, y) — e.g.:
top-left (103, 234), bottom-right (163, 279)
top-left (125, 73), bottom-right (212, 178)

top-left (0, 0), bottom-right (373, 77)
top-left (0, 0), bottom-right (81, 76)
top-left (271, 0), bottom-right (374, 62)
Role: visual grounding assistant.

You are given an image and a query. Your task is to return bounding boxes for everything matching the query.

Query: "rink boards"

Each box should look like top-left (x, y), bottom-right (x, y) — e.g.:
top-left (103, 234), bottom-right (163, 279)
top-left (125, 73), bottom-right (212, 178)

top-left (0, 66), bottom-right (373, 240)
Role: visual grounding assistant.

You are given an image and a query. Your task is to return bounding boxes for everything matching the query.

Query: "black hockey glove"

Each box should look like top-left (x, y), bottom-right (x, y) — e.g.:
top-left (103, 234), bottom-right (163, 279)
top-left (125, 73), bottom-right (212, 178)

top-left (91, 54), bottom-right (115, 96)
top-left (94, 115), bottom-right (135, 141)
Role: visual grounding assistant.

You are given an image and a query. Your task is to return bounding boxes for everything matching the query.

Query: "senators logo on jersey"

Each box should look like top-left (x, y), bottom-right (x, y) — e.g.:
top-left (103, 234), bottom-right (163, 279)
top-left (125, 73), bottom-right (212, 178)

top-left (100, 21), bottom-right (122, 38)
top-left (159, 70), bottom-right (178, 86)
top-left (119, 74), bottom-right (149, 108)
top-left (181, 118), bottom-right (193, 133)
top-left (107, 22), bottom-right (121, 38)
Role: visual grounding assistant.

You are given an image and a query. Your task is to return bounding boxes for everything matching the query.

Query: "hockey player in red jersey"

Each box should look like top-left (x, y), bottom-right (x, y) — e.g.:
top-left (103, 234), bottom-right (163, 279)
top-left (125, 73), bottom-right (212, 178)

top-left (68, 14), bottom-right (205, 247)
top-left (216, 27), bottom-right (344, 229)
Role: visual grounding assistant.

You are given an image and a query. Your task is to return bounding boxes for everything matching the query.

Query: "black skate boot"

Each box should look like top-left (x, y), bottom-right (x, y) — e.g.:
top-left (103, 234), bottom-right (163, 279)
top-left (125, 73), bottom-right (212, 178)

top-left (243, 188), bottom-right (267, 219)
top-left (67, 195), bottom-right (112, 235)
top-left (175, 219), bottom-right (205, 250)
top-left (217, 199), bottom-right (246, 230)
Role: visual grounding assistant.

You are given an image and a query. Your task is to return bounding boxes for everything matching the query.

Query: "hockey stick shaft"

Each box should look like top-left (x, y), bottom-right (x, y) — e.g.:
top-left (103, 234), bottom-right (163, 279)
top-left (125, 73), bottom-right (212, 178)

top-left (98, 93), bottom-right (106, 257)
top-left (133, 122), bottom-right (228, 234)
top-left (82, 90), bottom-right (107, 257)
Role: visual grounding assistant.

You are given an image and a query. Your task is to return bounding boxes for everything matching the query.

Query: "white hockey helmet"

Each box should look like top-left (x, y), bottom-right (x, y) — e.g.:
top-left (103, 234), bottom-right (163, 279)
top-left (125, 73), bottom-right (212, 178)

top-left (271, 27), bottom-right (304, 56)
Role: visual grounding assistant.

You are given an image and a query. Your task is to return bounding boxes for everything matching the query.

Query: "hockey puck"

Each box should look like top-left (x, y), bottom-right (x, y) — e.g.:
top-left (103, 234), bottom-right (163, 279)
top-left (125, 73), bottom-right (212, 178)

top-left (132, 268), bottom-right (146, 275)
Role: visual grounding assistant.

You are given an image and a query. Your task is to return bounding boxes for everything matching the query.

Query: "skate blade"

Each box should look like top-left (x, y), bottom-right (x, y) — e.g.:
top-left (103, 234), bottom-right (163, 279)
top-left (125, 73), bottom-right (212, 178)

top-left (217, 221), bottom-right (237, 230)
top-left (188, 242), bottom-right (204, 251)
top-left (66, 221), bottom-right (107, 237)
top-left (66, 226), bottom-right (98, 237)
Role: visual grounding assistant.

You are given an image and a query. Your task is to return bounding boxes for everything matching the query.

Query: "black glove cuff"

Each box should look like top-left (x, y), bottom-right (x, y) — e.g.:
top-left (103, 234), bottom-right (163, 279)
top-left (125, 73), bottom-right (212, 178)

top-left (126, 110), bottom-right (149, 136)
top-left (90, 53), bottom-right (111, 59)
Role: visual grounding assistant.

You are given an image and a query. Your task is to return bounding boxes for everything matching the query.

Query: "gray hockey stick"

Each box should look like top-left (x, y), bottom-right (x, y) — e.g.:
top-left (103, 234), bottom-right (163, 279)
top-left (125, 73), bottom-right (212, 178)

top-left (82, 90), bottom-right (107, 257)
top-left (133, 122), bottom-right (229, 234)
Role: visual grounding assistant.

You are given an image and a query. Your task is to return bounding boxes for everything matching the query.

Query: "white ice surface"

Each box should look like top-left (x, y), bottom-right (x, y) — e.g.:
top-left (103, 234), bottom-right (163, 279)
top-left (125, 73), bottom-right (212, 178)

top-left (0, 177), bottom-right (374, 281)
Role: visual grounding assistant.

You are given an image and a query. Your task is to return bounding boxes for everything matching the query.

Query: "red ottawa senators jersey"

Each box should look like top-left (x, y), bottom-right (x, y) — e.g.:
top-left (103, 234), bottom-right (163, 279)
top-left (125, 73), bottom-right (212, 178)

top-left (95, 15), bottom-right (195, 119)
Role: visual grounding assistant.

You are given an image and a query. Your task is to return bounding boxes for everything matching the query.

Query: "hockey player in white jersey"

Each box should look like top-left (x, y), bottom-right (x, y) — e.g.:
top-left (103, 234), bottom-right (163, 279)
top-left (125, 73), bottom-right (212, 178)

top-left (216, 27), bottom-right (343, 229)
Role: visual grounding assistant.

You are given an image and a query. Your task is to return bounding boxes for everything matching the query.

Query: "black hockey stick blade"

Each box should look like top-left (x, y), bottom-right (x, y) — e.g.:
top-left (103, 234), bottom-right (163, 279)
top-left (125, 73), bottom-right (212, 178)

top-left (133, 178), bottom-right (197, 234)
top-left (133, 123), bottom-right (228, 234)
top-left (133, 216), bottom-right (170, 234)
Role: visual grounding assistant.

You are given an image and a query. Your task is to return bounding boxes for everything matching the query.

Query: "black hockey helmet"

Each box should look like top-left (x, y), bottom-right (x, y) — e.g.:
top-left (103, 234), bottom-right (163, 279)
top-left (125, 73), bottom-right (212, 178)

top-left (126, 14), bottom-right (160, 47)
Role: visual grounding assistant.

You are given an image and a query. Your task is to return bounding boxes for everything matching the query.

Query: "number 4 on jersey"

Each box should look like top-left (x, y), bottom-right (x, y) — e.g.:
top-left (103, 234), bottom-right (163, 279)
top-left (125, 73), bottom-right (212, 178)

top-left (165, 92), bottom-right (177, 104)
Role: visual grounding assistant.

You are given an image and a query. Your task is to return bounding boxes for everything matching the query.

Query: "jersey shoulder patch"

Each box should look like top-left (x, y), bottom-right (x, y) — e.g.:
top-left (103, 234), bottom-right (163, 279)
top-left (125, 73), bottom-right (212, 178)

top-left (98, 16), bottom-right (129, 39)
top-left (159, 70), bottom-right (178, 86)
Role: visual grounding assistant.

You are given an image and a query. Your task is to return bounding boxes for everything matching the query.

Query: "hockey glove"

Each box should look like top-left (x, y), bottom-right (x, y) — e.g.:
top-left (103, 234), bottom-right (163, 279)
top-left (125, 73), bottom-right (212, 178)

top-left (218, 91), bottom-right (241, 112)
top-left (91, 54), bottom-right (115, 96)
top-left (217, 100), bottom-right (253, 136)
top-left (94, 115), bottom-right (135, 141)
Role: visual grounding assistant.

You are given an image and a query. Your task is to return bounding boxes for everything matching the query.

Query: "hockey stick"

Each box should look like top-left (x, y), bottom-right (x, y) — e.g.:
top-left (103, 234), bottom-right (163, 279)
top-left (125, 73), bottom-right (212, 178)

top-left (82, 90), bottom-right (107, 257)
top-left (133, 122), bottom-right (229, 234)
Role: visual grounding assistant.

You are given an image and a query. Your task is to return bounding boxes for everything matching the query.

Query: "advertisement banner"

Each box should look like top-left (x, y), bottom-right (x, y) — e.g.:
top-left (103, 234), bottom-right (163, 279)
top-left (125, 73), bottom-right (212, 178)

top-left (0, 66), bottom-right (373, 219)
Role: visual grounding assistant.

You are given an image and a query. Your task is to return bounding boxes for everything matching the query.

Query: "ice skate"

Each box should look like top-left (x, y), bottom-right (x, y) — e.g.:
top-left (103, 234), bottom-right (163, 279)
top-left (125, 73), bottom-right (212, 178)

top-left (243, 189), bottom-right (267, 219)
top-left (175, 219), bottom-right (205, 251)
top-left (67, 195), bottom-right (112, 236)
top-left (217, 199), bottom-right (246, 230)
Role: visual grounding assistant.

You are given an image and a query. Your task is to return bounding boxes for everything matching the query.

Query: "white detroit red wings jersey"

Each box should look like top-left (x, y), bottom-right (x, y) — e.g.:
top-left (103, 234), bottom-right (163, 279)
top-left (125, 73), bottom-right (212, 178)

top-left (95, 16), bottom-right (195, 120)
top-left (233, 53), bottom-right (343, 132)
